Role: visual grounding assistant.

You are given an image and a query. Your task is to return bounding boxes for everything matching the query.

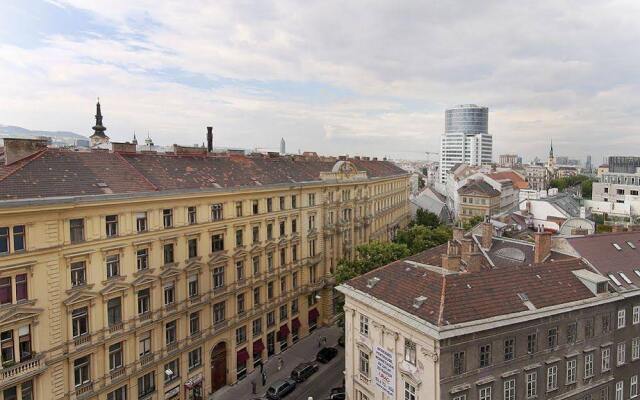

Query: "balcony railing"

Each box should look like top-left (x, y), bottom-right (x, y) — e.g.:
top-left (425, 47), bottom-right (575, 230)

top-left (75, 382), bottom-right (94, 398)
top-left (139, 312), bottom-right (152, 322)
top-left (73, 334), bottom-right (91, 347)
top-left (140, 353), bottom-right (154, 366)
top-left (0, 355), bottom-right (44, 383)
top-left (213, 320), bottom-right (228, 333)
top-left (108, 322), bottom-right (124, 334)
top-left (109, 366), bottom-right (126, 380)
top-left (166, 342), bottom-right (179, 353)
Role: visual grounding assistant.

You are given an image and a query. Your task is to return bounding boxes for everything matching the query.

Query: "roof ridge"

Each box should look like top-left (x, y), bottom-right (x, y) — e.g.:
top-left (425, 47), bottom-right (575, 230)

top-left (437, 273), bottom-right (447, 326)
top-left (0, 148), bottom-right (48, 183)
top-left (113, 152), bottom-right (159, 191)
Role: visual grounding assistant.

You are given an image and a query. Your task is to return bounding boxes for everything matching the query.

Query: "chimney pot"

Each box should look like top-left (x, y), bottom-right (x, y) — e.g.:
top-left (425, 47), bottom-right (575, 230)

top-left (3, 137), bottom-right (49, 165)
top-left (206, 126), bottom-right (213, 152)
top-left (534, 231), bottom-right (552, 264)
top-left (480, 221), bottom-right (493, 250)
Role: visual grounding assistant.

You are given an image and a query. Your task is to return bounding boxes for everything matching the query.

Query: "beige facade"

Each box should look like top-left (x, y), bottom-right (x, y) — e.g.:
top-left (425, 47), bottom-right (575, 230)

top-left (0, 165), bottom-right (409, 400)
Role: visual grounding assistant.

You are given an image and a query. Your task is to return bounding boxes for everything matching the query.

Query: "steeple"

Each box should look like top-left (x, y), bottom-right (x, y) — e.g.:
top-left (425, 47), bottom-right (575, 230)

top-left (91, 98), bottom-right (107, 138)
top-left (549, 138), bottom-right (554, 158)
top-left (280, 137), bottom-right (286, 155)
top-left (132, 132), bottom-right (138, 145)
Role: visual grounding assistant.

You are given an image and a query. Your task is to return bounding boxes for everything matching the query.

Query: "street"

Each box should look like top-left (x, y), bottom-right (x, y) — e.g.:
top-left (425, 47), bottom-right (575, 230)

top-left (283, 347), bottom-right (345, 400)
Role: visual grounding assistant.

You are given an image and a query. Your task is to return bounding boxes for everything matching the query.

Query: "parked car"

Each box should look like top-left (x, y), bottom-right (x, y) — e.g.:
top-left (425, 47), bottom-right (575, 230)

top-left (316, 346), bottom-right (339, 363)
top-left (327, 386), bottom-right (346, 400)
top-left (290, 362), bottom-right (319, 382)
top-left (337, 335), bottom-right (345, 347)
top-left (266, 379), bottom-right (297, 399)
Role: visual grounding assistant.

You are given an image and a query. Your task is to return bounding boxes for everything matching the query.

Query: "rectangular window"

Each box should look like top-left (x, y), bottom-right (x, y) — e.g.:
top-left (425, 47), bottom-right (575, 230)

top-left (253, 287), bottom-right (260, 306)
top-left (252, 200), bottom-right (259, 215)
top-left (634, 306), bottom-right (640, 325)
top-left (279, 196), bottom-right (285, 210)
top-left (308, 193), bottom-right (315, 206)
top-left (188, 238), bottom-right (198, 258)
top-left (106, 254), bottom-right (120, 278)
top-left (279, 304), bottom-right (287, 321)
top-left (236, 261), bottom-right (245, 281)
top-left (164, 284), bottom-right (175, 305)
top-left (165, 320), bottom-right (177, 344)
top-left (136, 248), bottom-right (149, 270)
top-left (235, 229), bottom-right (243, 246)
top-left (566, 359), bottom-right (577, 384)
top-left (72, 307), bottom-right (88, 337)
top-left (211, 234), bottom-right (224, 252)
top-left (107, 386), bottom-right (127, 400)
top-left (15, 274), bottom-right (27, 302)
top-left (504, 379), bottom-right (515, 400)
top-left (527, 332), bottom-right (537, 354)
top-left (453, 351), bottom-right (465, 375)
top-left (252, 318), bottom-right (262, 336)
top-left (267, 224), bottom-right (273, 240)
top-left (504, 337), bottom-right (515, 361)
top-left (291, 219), bottom-right (297, 233)
top-left (211, 203), bottom-right (223, 221)
top-left (213, 266), bottom-right (225, 288)
top-left (585, 318), bottom-right (594, 338)
top-left (359, 315), bottom-right (369, 336)
top-left (267, 198), bottom-right (273, 212)
top-left (74, 355), bottom-right (91, 387)
top-left (188, 347), bottom-right (202, 370)
top-left (139, 332), bottom-right (151, 356)
top-left (189, 312), bottom-right (200, 335)
top-left (235, 201), bottom-right (243, 217)
top-left (584, 352), bottom-right (594, 378)
top-left (618, 309), bottom-right (626, 329)
top-left (404, 339), bottom-right (416, 365)
top-left (213, 301), bottom-right (225, 323)
top-left (109, 342), bottom-right (123, 371)
top-left (602, 347), bottom-right (611, 372)
top-left (603, 314), bottom-right (611, 333)
top-left (602, 387), bottom-right (610, 400)
top-left (567, 322), bottom-right (577, 344)
top-left (137, 289), bottom-right (150, 315)
top-left (163, 243), bottom-right (174, 264)
top-left (632, 337), bottom-right (640, 360)
top-left (252, 226), bottom-right (260, 243)
top-left (188, 275), bottom-right (199, 298)
top-left (162, 209), bottom-right (173, 228)
top-left (631, 376), bottom-right (638, 399)
top-left (236, 326), bottom-right (247, 344)
top-left (527, 371), bottom-right (537, 398)
top-left (187, 206), bottom-right (197, 225)
top-left (359, 350), bottom-right (370, 376)
top-left (107, 297), bottom-right (122, 326)
top-left (404, 382), bottom-right (416, 400)
top-left (479, 344), bottom-right (492, 367)
top-left (479, 386), bottom-right (491, 400)
top-left (548, 327), bottom-right (558, 348)
top-left (616, 381), bottom-right (624, 400)
top-left (291, 195), bottom-right (297, 209)
top-left (136, 212), bottom-right (147, 232)
top-left (137, 372), bottom-right (155, 398)
top-left (547, 365), bottom-right (558, 391)
top-left (106, 215), bottom-right (118, 237)
top-left (267, 311), bottom-right (275, 327)
top-left (164, 359), bottom-right (179, 383)
top-left (252, 256), bottom-right (260, 275)
top-left (617, 342), bottom-right (626, 365)
top-left (237, 293), bottom-right (245, 314)
top-left (1, 330), bottom-right (15, 364)
top-left (70, 219), bottom-right (85, 243)
top-left (279, 221), bottom-right (286, 237)
top-left (71, 261), bottom-right (86, 287)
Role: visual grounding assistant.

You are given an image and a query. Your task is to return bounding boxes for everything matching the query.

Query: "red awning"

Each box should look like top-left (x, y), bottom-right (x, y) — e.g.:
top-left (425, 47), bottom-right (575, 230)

top-left (237, 348), bottom-right (250, 365)
top-left (291, 317), bottom-right (301, 331)
top-left (278, 324), bottom-right (290, 340)
top-left (253, 339), bottom-right (265, 355)
top-left (308, 308), bottom-right (319, 321)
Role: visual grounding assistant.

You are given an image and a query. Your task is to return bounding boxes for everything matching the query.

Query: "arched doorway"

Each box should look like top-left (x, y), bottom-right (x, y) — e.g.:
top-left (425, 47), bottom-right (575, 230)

top-left (210, 342), bottom-right (227, 393)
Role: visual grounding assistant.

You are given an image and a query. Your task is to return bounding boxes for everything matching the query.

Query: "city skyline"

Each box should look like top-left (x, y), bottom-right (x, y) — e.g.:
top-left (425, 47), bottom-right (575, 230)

top-left (2, 1), bottom-right (640, 161)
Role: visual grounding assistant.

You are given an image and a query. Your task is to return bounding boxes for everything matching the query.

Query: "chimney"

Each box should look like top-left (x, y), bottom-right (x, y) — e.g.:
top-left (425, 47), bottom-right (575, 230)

top-left (459, 238), bottom-right (476, 262)
top-left (206, 126), bottom-right (213, 152)
top-left (480, 221), bottom-right (493, 250)
top-left (452, 226), bottom-right (465, 242)
top-left (3, 137), bottom-right (49, 165)
top-left (467, 251), bottom-right (484, 273)
top-left (111, 142), bottom-right (137, 153)
top-left (441, 241), bottom-right (461, 272)
top-left (534, 230), bottom-right (552, 264)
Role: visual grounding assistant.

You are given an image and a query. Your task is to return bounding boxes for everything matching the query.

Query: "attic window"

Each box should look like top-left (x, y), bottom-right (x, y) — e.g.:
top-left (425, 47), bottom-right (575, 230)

top-left (608, 274), bottom-right (623, 286)
top-left (628, 242), bottom-right (636, 249)
top-left (517, 292), bottom-right (529, 301)
top-left (366, 277), bottom-right (380, 289)
top-left (96, 182), bottom-right (108, 187)
top-left (634, 269), bottom-right (640, 278)
top-left (597, 282), bottom-right (609, 294)
top-left (613, 243), bottom-right (622, 251)
top-left (619, 272), bottom-right (632, 284)
top-left (413, 296), bottom-right (427, 309)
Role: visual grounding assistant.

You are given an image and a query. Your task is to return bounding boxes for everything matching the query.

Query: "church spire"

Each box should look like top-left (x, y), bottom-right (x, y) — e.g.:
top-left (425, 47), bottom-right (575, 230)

top-left (91, 98), bottom-right (107, 138)
top-left (549, 138), bottom-right (554, 158)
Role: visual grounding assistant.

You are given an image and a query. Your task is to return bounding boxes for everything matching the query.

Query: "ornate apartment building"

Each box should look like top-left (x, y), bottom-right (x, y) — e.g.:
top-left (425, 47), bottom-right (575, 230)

top-left (338, 225), bottom-right (640, 400)
top-left (0, 137), bottom-right (409, 400)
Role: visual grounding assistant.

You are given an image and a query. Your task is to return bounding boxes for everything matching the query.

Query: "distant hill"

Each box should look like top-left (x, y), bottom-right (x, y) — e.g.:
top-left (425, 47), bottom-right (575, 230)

top-left (0, 124), bottom-right (87, 146)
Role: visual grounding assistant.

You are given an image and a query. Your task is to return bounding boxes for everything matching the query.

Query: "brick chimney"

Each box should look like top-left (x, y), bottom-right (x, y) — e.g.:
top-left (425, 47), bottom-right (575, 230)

top-left (480, 221), bottom-right (493, 250)
top-left (111, 142), bottom-right (137, 153)
top-left (3, 137), bottom-right (48, 165)
top-left (467, 251), bottom-right (484, 273)
top-left (452, 226), bottom-right (465, 242)
top-left (534, 230), bottom-right (552, 264)
top-left (441, 241), bottom-right (461, 272)
top-left (206, 126), bottom-right (213, 152)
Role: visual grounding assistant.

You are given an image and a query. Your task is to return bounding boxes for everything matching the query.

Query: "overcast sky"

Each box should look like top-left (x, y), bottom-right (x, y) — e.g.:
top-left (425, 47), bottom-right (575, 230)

top-left (1, 0), bottom-right (639, 162)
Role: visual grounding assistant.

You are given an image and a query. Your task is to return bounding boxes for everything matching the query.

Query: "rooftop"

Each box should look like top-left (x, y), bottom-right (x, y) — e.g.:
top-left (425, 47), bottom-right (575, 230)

top-left (457, 179), bottom-right (500, 197)
top-left (487, 171), bottom-right (529, 190)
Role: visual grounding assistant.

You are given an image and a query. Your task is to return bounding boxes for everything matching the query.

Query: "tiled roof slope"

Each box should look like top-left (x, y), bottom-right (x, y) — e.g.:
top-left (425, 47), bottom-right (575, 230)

top-left (347, 256), bottom-right (595, 326)
top-left (457, 180), bottom-right (500, 197)
top-left (487, 171), bottom-right (529, 189)
top-left (567, 231), bottom-right (640, 290)
top-left (0, 149), bottom-right (406, 200)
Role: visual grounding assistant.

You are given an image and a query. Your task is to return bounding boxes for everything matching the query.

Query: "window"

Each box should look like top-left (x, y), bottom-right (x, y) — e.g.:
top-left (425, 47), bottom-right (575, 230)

top-left (268, 281), bottom-right (274, 299)
top-left (137, 289), bottom-right (150, 315)
top-left (235, 229), bottom-right (243, 246)
top-left (252, 226), bottom-right (260, 243)
top-left (71, 307), bottom-right (88, 337)
top-left (633, 337), bottom-right (639, 360)
top-left (106, 215), bottom-right (118, 237)
top-left (548, 327), bottom-right (558, 348)
top-left (188, 238), bottom-right (198, 258)
top-left (584, 352), bottom-right (594, 378)
top-left (267, 311), bottom-right (275, 327)
top-left (252, 200), bottom-right (259, 215)
top-left (107, 297), bottom-right (122, 327)
top-left (252, 318), bottom-right (262, 336)
top-left (136, 212), bottom-right (147, 232)
top-left (279, 304), bottom-right (287, 321)
top-left (292, 244), bottom-right (298, 262)
top-left (359, 315), bottom-right (369, 336)
top-left (237, 293), bottom-right (245, 314)
top-left (404, 339), bottom-right (416, 365)
top-left (453, 351), bottom-right (465, 375)
top-left (280, 248), bottom-right (286, 266)
top-left (631, 376), bottom-right (638, 399)
top-left (236, 326), bottom-right (247, 344)
top-left (504, 337), bottom-right (515, 361)
top-left (527, 332), bottom-right (537, 354)
top-left (292, 272), bottom-right (298, 289)
top-left (527, 371), bottom-right (537, 398)
top-left (163, 209), bottom-right (173, 228)
top-left (279, 221), bottom-right (286, 237)
top-left (252, 256), bottom-right (260, 275)
top-left (585, 318), bottom-right (594, 338)
top-left (291, 298), bottom-right (299, 314)
top-left (235, 201), bottom-right (243, 217)
top-left (253, 287), bottom-right (260, 306)
top-left (280, 276), bottom-right (286, 293)
top-left (267, 224), bottom-right (273, 240)
top-left (479, 386), bottom-right (491, 400)
top-left (136, 248), bottom-right (149, 270)
top-left (109, 342), bottom-right (123, 371)
top-left (602, 347), bottom-right (611, 372)
top-left (308, 215), bottom-right (315, 230)
top-left (618, 309), bottom-right (626, 329)
top-left (479, 344), bottom-right (492, 367)
top-left (236, 261), bottom-right (245, 281)
top-left (164, 284), bottom-right (175, 305)
top-left (634, 306), bottom-right (640, 325)
top-left (617, 342), bottom-right (626, 365)
top-left (188, 347), bottom-right (202, 370)
top-left (213, 266), bottom-right (225, 288)
top-left (74, 356), bottom-right (90, 387)
top-left (359, 350), bottom-right (370, 376)
top-left (567, 322), bottom-right (577, 344)
top-left (603, 314), bottom-right (611, 333)
top-left (137, 372), bottom-right (155, 398)
top-left (504, 379), bottom-right (515, 400)
top-left (188, 275), bottom-right (199, 298)
top-left (165, 320), bottom-right (177, 345)
top-left (0, 227), bottom-right (7, 254)
top-left (106, 254), bottom-right (120, 278)
top-left (309, 239), bottom-right (316, 256)
top-left (602, 387), bottom-right (610, 400)
top-left (616, 381), bottom-right (624, 400)
top-left (71, 261), bottom-right (87, 287)
top-left (107, 386), bottom-right (127, 400)
top-left (70, 219), bottom-right (85, 243)
top-left (139, 332), bottom-right (151, 356)
top-left (547, 365), bottom-right (558, 391)
top-left (279, 196), bottom-right (285, 210)
top-left (308, 193), bottom-right (315, 206)
top-left (211, 234), bottom-right (224, 252)
top-left (291, 219), bottom-right (297, 233)
top-left (211, 203), bottom-right (223, 221)
top-left (1, 330), bottom-right (14, 364)
top-left (404, 381), bottom-right (416, 400)
top-left (163, 243), bottom-right (174, 264)
top-left (189, 312), bottom-right (200, 335)
top-left (213, 301), bottom-right (225, 323)
top-left (188, 206), bottom-right (197, 225)
top-left (164, 359), bottom-right (179, 383)
top-left (267, 198), bottom-right (273, 212)
top-left (566, 359), bottom-right (577, 384)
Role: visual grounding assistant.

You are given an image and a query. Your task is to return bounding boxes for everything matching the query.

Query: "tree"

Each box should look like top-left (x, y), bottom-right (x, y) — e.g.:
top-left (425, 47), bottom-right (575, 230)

top-left (462, 215), bottom-right (484, 230)
top-left (581, 179), bottom-right (593, 199)
top-left (335, 241), bottom-right (411, 284)
top-left (415, 209), bottom-right (440, 229)
top-left (394, 224), bottom-right (452, 254)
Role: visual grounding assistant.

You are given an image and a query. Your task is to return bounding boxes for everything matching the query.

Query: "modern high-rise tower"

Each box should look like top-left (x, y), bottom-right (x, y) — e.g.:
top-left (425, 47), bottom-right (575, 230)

top-left (439, 104), bottom-right (493, 183)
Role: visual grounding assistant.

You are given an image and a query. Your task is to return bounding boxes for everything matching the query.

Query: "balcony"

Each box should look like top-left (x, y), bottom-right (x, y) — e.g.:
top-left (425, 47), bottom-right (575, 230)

top-left (140, 353), bottom-right (154, 367)
top-left (166, 342), bottom-right (180, 354)
top-left (163, 303), bottom-right (178, 315)
top-left (308, 254), bottom-right (322, 266)
top-left (139, 311), bottom-right (152, 323)
top-left (0, 355), bottom-right (46, 389)
top-left (108, 322), bottom-right (124, 334)
top-left (109, 366), bottom-right (126, 381)
top-left (213, 320), bottom-right (229, 333)
top-left (307, 278), bottom-right (325, 292)
top-left (212, 285), bottom-right (228, 297)
top-left (75, 382), bottom-right (94, 399)
top-left (73, 334), bottom-right (91, 348)
top-left (189, 294), bottom-right (202, 305)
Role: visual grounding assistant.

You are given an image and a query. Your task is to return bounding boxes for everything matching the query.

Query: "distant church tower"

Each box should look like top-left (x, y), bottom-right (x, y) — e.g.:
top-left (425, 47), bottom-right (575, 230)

top-left (547, 139), bottom-right (555, 169)
top-left (280, 138), bottom-right (286, 155)
top-left (90, 99), bottom-right (109, 147)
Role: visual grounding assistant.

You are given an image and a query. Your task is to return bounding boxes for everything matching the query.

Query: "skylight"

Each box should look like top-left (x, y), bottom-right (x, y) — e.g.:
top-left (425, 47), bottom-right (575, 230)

top-left (413, 296), bottom-right (427, 309)
top-left (366, 277), bottom-right (380, 289)
top-left (634, 269), bottom-right (640, 278)
top-left (613, 243), bottom-right (622, 251)
top-left (608, 274), bottom-right (622, 286)
top-left (517, 292), bottom-right (529, 301)
top-left (619, 272), bottom-right (632, 284)
top-left (628, 241), bottom-right (636, 249)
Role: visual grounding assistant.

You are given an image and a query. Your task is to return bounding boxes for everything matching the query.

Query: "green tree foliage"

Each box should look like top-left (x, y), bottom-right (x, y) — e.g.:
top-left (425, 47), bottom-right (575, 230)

top-left (335, 241), bottom-right (411, 284)
top-left (394, 224), bottom-right (452, 254)
top-left (549, 175), bottom-right (593, 195)
top-left (462, 215), bottom-right (484, 230)
top-left (414, 209), bottom-right (440, 229)
top-left (581, 179), bottom-right (593, 199)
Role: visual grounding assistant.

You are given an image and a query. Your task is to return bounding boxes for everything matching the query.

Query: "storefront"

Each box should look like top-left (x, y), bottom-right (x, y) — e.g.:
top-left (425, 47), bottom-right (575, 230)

top-left (278, 324), bottom-right (289, 351)
top-left (236, 348), bottom-right (250, 380)
top-left (291, 318), bottom-right (301, 343)
top-left (164, 385), bottom-right (180, 400)
top-left (252, 339), bottom-right (265, 368)
top-left (184, 373), bottom-right (203, 400)
top-left (308, 308), bottom-right (319, 332)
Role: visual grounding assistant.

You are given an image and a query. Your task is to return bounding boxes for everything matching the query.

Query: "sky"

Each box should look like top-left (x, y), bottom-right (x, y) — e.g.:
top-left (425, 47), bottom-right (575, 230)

top-left (1, 1), bottom-right (639, 162)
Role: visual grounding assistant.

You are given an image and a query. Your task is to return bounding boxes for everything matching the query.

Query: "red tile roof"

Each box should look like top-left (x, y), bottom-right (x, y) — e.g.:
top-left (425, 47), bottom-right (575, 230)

top-left (0, 148), bottom-right (406, 200)
top-left (487, 171), bottom-right (529, 189)
top-left (346, 256), bottom-right (595, 326)
top-left (457, 180), bottom-right (500, 197)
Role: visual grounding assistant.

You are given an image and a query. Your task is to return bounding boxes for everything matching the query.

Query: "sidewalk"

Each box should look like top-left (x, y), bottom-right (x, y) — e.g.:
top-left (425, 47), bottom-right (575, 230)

top-left (210, 325), bottom-right (342, 400)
